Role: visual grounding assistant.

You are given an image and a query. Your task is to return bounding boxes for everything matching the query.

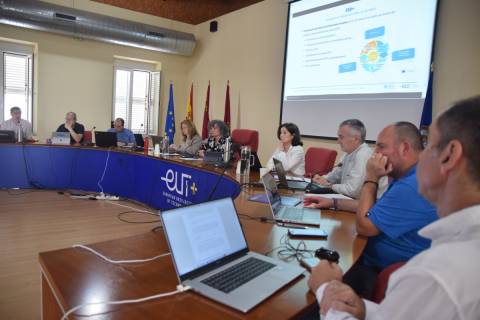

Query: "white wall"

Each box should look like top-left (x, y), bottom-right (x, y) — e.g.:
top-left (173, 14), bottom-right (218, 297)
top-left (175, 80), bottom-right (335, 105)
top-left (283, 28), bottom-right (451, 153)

top-left (188, 0), bottom-right (291, 163)
top-left (432, 0), bottom-right (480, 115)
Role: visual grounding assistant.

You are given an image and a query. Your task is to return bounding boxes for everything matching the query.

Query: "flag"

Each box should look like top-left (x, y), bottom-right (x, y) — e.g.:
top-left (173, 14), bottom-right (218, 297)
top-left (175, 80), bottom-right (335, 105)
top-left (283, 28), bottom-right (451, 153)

top-left (420, 63), bottom-right (434, 126)
top-left (202, 81), bottom-right (210, 139)
top-left (186, 83), bottom-right (193, 121)
top-left (224, 80), bottom-right (231, 127)
top-left (164, 82), bottom-right (176, 144)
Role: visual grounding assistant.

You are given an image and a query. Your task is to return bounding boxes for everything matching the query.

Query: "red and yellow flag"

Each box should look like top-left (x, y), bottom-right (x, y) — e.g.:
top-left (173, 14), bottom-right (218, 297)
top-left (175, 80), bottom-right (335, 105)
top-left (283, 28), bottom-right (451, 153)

top-left (186, 83), bottom-right (193, 121)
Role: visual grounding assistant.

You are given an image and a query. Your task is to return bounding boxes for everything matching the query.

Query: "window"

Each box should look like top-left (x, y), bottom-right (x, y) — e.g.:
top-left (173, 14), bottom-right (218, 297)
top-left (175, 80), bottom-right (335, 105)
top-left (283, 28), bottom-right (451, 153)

top-left (0, 42), bottom-right (34, 123)
top-left (113, 59), bottom-right (160, 135)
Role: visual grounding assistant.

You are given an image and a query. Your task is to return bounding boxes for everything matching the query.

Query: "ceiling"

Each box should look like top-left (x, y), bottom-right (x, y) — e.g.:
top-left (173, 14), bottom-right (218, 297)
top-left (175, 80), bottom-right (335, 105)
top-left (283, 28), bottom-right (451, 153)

top-left (92, 0), bottom-right (264, 25)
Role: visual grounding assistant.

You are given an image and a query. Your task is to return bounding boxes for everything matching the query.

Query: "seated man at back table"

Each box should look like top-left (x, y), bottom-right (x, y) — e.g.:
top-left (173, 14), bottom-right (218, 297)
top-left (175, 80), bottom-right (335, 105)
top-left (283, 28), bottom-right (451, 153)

top-left (108, 118), bottom-right (135, 146)
top-left (0, 106), bottom-right (33, 141)
top-left (311, 119), bottom-right (386, 199)
top-left (308, 96), bottom-right (480, 320)
top-left (306, 121), bottom-right (438, 299)
top-left (56, 111), bottom-right (84, 145)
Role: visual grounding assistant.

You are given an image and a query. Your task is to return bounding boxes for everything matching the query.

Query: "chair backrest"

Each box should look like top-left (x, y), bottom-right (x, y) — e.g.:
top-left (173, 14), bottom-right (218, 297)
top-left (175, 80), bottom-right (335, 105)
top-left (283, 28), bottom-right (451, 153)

top-left (304, 147), bottom-right (337, 177)
top-left (231, 129), bottom-right (259, 153)
top-left (371, 261), bottom-right (406, 303)
top-left (83, 130), bottom-right (92, 143)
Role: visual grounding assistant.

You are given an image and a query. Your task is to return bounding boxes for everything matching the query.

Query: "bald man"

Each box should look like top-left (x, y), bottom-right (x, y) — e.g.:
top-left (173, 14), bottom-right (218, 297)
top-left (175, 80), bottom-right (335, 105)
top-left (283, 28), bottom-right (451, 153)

top-left (309, 96), bottom-right (480, 320)
top-left (308, 121), bottom-right (437, 299)
top-left (56, 112), bottom-right (84, 144)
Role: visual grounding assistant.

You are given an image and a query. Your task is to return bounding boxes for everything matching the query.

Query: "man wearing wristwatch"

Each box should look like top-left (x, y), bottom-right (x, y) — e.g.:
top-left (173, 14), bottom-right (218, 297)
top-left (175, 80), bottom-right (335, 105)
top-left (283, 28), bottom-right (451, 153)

top-left (307, 121), bottom-right (437, 299)
top-left (308, 96), bottom-right (480, 320)
top-left (311, 119), bottom-right (387, 199)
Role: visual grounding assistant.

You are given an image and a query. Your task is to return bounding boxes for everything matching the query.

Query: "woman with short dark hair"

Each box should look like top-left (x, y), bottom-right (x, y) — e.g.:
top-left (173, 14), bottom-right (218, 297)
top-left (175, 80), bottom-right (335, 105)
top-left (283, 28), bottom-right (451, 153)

top-left (266, 122), bottom-right (305, 176)
top-left (198, 120), bottom-right (231, 157)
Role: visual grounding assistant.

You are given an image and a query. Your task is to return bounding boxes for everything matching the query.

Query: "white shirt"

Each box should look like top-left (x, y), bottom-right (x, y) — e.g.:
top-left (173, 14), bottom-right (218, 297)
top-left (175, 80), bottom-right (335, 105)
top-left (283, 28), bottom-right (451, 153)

top-left (267, 145), bottom-right (305, 176)
top-left (316, 204), bottom-right (480, 320)
top-left (323, 143), bottom-right (387, 199)
top-left (0, 118), bottom-right (33, 140)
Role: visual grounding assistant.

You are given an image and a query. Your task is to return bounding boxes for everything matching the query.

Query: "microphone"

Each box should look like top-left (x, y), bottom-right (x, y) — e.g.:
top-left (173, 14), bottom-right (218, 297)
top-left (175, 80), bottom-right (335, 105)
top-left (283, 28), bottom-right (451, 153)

top-left (88, 126), bottom-right (97, 146)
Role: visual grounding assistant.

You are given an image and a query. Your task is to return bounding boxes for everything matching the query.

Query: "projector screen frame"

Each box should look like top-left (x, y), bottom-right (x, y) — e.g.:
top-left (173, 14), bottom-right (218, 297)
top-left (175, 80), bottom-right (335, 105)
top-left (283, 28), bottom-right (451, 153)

top-left (279, 0), bottom-right (441, 143)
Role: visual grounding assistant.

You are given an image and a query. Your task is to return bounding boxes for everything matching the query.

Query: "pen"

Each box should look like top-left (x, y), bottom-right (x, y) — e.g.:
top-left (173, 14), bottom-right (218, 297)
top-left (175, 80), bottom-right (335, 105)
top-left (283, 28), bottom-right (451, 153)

top-left (278, 223), bottom-right (308, 229)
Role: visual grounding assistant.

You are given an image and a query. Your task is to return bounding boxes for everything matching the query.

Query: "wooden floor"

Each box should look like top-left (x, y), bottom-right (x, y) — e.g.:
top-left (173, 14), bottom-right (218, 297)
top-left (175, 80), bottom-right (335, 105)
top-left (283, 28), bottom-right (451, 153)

top-left (0, 190), bottom-right (160, 320)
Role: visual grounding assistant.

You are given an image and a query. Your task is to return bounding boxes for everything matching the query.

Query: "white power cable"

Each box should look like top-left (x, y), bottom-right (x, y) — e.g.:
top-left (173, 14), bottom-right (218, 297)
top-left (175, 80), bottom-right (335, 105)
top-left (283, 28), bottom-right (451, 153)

top-left (72, 244), bottom-right (169, 264)
top-left (97, 148), bottom-right (111, 195)
top-left (106, 200), bottom-right (159, 216)
top-left (61, 284), bottom-right (191, 320)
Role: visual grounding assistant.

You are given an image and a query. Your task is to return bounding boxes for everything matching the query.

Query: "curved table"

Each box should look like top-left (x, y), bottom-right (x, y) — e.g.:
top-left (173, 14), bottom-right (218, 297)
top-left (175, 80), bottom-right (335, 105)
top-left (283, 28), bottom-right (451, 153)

top-left (0, 144), bottom-right (241, 210)
top-left (0, 143), bottom-right (366, 319)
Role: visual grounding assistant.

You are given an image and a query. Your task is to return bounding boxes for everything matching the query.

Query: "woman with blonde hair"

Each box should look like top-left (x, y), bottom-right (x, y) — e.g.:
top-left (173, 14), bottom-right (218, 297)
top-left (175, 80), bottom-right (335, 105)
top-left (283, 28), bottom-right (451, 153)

top-left (170, 119), bottom-right (202, 155)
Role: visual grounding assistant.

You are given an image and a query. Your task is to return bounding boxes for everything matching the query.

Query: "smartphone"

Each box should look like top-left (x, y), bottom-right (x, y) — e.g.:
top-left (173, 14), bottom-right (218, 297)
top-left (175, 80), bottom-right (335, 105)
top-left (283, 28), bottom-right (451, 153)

top-left (288, 228), bottom-right (328, 238)
top-left (300, 257), bottom-right (320, 271)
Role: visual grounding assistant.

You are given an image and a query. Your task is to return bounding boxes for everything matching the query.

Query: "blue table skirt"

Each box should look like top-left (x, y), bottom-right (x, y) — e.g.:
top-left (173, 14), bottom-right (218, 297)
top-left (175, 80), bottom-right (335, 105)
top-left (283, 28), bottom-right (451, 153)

top-left (0, 145), bottom-right (241, 211)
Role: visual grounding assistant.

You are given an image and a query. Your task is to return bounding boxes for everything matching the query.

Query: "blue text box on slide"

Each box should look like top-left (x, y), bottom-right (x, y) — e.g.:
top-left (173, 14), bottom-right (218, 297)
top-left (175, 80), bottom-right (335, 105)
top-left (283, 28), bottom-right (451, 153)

top-left (339, 62), bottom-right (356, 73)
top-left (392, 48), bottom-right (415, 61)
top-left (365, 26), bottom-right (385, 39)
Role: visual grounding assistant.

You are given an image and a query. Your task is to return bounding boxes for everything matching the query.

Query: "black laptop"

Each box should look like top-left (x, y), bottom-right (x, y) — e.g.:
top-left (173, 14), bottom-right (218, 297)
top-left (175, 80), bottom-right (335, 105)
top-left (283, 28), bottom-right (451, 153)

top-left (0, 130), bottom-right (16, 143)
top-left (203, 150), bottom-right (224, 164)
top-left (272, 158), bottom-right (309, 190)
top-left (95, 131), bottom-right (117, 147)
top-left (134, 134), bottom-right (144, 147)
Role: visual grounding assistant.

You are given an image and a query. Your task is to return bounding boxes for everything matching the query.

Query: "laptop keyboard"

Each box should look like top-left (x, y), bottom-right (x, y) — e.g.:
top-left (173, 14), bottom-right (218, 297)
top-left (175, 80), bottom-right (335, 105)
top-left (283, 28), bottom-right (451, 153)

top-left (287, 181), bottom-right (307, 189)
top-left (201, 257), bottom-right (275, 293)
top-left (281, 207), bottom-right (303, 221)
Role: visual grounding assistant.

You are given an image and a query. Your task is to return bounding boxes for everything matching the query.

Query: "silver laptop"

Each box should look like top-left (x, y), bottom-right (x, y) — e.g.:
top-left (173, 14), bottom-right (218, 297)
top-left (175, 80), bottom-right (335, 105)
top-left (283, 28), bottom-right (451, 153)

top-left (51, 132), bottom-right (70, 145)
top-left (262, 173), bottom-right (321, 226)
top-left (161, 197), bottom-right (304, 313)
top-left (272, 158), bottom-right (309, 190)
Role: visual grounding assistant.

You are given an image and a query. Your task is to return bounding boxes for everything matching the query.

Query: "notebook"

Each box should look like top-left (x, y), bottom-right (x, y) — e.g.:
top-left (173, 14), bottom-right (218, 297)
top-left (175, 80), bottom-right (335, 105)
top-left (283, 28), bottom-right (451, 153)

top-left (272, 158), bottom-right (309, 190)
top-left (94, 131), bottom-right (117, 148)
top-left (262, 173), bottom-right (321, 226)
top-left (51, 132), bottom-right (70, 145)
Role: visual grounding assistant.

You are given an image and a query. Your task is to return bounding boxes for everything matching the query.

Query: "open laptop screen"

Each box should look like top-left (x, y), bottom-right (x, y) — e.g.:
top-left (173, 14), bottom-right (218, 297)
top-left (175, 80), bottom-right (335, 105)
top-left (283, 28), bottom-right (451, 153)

top-left (162, 198), bottom-right (248, 278)
top-left (262, 173), bottom-right (282, 215)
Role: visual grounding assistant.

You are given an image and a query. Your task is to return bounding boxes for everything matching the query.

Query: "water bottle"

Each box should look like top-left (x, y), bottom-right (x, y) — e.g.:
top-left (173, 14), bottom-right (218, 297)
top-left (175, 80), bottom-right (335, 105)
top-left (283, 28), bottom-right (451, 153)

top-left (162, 138), bottom-right (169, 154)
top-left (17, 126), bottom-right (22, 143)
top-left (223, 137), bottom-right (231, 164)
top-left (143, 136), bottom-right (149, 155)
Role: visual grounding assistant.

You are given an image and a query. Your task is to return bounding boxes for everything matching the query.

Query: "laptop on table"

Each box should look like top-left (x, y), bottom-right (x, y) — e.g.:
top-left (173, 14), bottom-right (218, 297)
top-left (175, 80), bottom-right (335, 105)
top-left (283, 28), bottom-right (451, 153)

top-left (95, 131), bottom-right (117, 147)
top-left (51, 132), bottom-right (70, 145)
top-left (262, 173), bottom-right (321, 226)
top-left (134, 134), bottom-right (144, 147)
top-left (161, 197), bottom-right (304, 313)
top-left (203, 150), bottom-right (224, 164)
top-left (272, 158), bottom-right (309, 190)
top-left (0, 130), bottom-right (16, 143)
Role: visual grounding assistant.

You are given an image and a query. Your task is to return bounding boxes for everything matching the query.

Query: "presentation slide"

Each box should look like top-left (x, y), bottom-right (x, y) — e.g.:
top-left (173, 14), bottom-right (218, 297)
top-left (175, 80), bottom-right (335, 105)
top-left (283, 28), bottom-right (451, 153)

top-left (281, 0), bottom-right (438, 140)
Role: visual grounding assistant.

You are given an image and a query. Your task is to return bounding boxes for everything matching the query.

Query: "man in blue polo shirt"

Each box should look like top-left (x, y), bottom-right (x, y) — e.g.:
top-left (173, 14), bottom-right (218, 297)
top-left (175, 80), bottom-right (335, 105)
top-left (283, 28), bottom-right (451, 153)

top-left (342, 122), bottom-right (437, 299)
top-left (108, 118), bottom-right (135, 146)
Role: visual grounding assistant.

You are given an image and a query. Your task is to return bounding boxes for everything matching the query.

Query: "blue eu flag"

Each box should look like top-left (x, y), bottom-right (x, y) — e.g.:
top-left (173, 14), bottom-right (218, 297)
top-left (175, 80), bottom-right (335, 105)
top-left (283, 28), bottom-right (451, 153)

top-left (420, 66), bottom-right (433, 126)
top-left (164, 83), bottom-right (176, 144)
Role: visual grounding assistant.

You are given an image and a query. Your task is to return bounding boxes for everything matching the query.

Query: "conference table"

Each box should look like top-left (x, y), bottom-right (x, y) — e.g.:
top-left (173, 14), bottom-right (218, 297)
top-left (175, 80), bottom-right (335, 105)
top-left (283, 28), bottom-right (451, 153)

top-left (0, 143), bottom-right (366, 319)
